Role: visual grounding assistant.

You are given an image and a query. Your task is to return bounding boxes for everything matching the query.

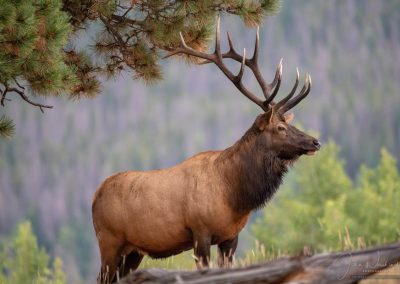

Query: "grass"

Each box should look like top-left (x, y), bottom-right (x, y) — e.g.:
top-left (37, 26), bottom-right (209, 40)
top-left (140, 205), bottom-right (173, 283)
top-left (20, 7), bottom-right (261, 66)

top-left (138, 231), bottom-right (366, 271)
top-left (139, 240), bottom-right (288, 270)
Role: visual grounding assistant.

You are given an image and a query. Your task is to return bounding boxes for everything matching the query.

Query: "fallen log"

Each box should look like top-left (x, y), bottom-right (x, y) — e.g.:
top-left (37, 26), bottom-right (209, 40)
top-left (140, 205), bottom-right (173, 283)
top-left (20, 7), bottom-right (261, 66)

top-left (119, 242), bottom-right (400, 284)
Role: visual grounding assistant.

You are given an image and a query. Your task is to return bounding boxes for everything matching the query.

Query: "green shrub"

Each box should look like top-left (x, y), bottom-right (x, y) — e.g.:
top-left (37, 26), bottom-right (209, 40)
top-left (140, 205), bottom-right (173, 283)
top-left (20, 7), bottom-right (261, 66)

top-left (0, 221), bottom-right (65, 284)
top-left (252, 143), bottom-right (400, 252)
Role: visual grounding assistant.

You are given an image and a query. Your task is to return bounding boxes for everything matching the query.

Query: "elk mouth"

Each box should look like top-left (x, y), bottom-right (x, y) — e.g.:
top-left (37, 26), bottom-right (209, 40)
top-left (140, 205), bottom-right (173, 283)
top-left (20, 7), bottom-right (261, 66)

top-left (306, 150), bottom-right (317, 156)
top-left (277, 144), bottom-right (320, 160)
top-left (304, 140), bottom-right (321, 156)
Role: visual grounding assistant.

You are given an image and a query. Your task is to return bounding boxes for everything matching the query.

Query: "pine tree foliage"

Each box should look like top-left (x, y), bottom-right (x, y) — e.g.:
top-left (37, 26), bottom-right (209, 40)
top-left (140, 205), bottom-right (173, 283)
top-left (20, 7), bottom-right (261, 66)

top-left (63, 0), bottom-right (281, 86)
top-left (0, 0), bottom-right (75, 137)
top-left (0, 0), bottom-right (75, 100)
top-left (0, 221), bottom-right (66, 284)
top-left (347, 149), bottom-right (400, 244)
top-left (0, 115), bottom-right (14, 138)
top-left (0, 0), bottom-right (280, 137)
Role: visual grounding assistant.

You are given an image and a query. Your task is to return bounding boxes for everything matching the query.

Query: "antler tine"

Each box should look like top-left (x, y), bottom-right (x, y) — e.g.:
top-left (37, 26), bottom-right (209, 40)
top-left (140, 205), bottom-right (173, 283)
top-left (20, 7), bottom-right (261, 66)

top-left (227, 31), bottom-right (234, 51)
top-left (252, 26), bottom-right (259, 62)
top-left (236, 48), bottom-right (246, 81)
top-left (179, 32), bottom-right (189, 49)
top-left (248, 27), bottom-right (270, 99)
top-left (163, 31), bottom-right (215, 62)
top-left (270, 58), bottom-right (283, 89)
top-left (215, 16), bottom-right (221, 57)
top-left (275, 68), bottom-right (299, 110)
top-left (281, 74), bottom-right (311, 113)
top-left (162, 32), bottom-right (212, 61)
top-left (264, 59), bottom-right (283, 105)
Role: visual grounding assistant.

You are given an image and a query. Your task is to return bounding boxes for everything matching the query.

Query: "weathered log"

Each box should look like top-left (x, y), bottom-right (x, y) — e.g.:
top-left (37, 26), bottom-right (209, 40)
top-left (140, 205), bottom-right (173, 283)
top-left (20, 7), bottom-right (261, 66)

top-left (119, 242), bottom-right (400, 284)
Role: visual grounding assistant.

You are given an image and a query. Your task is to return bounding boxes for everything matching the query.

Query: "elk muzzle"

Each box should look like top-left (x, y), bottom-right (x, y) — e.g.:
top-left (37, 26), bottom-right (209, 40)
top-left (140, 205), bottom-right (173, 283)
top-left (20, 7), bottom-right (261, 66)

top-left (305, 139), bottom-right (321, 155)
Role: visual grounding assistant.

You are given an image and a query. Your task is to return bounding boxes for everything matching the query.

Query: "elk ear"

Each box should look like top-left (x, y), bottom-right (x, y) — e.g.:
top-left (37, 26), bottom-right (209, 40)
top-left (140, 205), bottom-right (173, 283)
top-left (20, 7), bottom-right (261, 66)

top-left (284, 113), bottom-right (294, 123)
top-left (256, 109), bottom-right (274, 131)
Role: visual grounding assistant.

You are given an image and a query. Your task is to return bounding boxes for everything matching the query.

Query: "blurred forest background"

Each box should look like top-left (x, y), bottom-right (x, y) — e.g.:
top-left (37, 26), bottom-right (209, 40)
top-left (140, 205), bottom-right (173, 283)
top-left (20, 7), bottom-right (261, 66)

top-left (1, 1), bottom-right (400, 283)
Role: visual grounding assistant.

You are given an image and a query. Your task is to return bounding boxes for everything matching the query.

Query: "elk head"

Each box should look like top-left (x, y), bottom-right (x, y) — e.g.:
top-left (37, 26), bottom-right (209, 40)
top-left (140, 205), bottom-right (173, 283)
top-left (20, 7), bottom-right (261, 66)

top-left (165, 17), bottom-right (321, 161)
top-left (254, 108), bottom-right (320, 162)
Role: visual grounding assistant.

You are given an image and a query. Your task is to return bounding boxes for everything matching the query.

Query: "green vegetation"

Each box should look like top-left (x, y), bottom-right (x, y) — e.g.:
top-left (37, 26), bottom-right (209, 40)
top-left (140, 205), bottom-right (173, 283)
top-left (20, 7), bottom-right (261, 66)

top-left (0, 221), bottom-right (65, 284)
top-left (0, 0), bottom-right (74, 94)
top-left (252, 143), bottom-right (400, 252)
top-left (0, 0), bottom-right (73, 136)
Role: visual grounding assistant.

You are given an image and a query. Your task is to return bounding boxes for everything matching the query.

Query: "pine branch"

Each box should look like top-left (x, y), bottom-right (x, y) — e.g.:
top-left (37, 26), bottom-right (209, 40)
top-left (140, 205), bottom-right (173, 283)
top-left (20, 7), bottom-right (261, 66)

top-left (1, 84), bottom-right (53, 113)
top-left (0, 87), bottom-right (11, 107)
top-left (100, 16), bottom-right (125, 47)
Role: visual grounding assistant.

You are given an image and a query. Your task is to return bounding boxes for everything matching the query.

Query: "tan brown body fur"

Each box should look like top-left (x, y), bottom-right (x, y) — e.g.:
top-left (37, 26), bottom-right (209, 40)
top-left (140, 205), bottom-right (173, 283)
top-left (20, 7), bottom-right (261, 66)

top-left (93, 150), bottom-right (249, 260)
top-left (92, 142), bottom-right (253, 283)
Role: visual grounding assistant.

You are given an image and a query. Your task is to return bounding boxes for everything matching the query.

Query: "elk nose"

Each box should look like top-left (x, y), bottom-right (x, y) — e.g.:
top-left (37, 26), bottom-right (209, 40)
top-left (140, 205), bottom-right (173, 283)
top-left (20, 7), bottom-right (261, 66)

top-left (312, 139), bottom-right (321, 149)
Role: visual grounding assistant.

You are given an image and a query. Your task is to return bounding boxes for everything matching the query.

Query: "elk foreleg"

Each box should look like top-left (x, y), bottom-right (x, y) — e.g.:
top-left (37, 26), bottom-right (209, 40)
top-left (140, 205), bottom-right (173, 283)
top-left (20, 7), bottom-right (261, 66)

top-left (193, 234), bottom-right (211, 269)
top-left (217, 236), bottom-right (238, 268)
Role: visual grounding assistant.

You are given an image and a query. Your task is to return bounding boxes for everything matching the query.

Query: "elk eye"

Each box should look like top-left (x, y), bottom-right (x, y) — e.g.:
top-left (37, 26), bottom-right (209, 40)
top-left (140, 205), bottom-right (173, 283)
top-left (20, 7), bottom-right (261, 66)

top-left (277, 125), bottom-right (286, 132)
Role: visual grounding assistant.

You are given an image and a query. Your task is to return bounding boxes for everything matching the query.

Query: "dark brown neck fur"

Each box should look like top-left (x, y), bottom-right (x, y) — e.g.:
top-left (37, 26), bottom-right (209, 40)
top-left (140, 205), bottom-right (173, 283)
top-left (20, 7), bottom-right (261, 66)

top-left (216, 124), bottom-right (289, 213)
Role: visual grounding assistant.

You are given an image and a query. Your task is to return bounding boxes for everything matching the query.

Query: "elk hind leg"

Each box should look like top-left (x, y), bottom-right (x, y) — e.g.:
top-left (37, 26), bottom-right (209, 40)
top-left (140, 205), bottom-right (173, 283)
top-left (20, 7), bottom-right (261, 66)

top-left (97, 236), bottom-right (124, 284)
top-left (119, 250), bottom-right (144, 278)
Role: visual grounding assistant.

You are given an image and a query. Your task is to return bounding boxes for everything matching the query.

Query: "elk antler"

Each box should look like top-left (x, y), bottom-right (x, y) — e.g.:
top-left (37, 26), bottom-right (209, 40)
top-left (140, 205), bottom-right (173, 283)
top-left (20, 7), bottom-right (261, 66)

top-left (164, 16), bottom-right (311, 113)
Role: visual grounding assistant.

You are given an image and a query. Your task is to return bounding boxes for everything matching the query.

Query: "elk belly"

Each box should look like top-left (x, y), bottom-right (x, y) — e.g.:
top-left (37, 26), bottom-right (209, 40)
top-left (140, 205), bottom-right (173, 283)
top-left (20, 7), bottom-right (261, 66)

top-left (121, 176), bottom-right (194, 258)
top-left (122, 210), bottom-right (193, 258)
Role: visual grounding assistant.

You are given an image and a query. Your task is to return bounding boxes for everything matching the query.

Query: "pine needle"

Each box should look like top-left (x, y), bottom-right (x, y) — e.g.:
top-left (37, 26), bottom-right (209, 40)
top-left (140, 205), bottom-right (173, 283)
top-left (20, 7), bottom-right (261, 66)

top-left (0, 115), bottom-right (15, 138)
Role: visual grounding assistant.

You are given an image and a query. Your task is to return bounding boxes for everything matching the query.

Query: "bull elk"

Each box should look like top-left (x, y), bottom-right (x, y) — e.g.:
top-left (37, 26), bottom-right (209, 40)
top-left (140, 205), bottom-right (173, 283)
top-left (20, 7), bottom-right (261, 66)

top-left (92, 17), bottom-right (321, 283)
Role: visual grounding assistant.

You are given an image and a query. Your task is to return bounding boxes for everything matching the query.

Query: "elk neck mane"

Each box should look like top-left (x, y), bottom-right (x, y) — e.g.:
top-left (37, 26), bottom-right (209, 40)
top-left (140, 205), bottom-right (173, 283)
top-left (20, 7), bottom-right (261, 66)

top-left (216, 122), bottom-right (290, 213)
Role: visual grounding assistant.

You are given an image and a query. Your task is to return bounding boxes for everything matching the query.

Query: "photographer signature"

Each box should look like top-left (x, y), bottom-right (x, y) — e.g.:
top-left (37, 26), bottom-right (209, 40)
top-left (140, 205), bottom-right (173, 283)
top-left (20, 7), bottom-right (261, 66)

top-left (332, 251), bottom-right (399, 280)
